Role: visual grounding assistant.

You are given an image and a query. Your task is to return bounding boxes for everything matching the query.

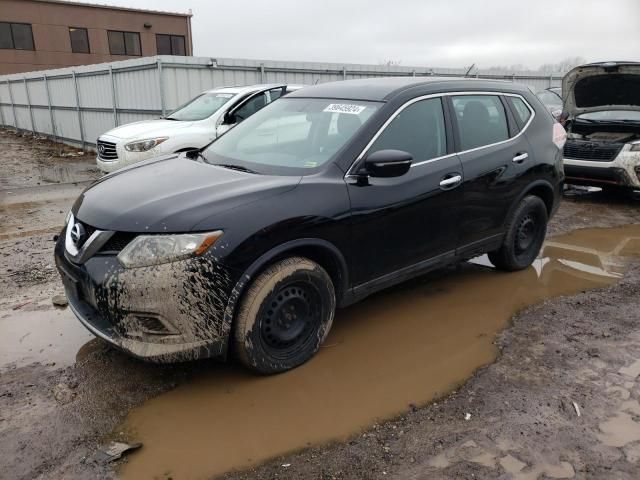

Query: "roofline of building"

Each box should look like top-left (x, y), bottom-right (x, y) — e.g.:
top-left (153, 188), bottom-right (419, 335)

top-left (24, 0), bottom-right (192, 17)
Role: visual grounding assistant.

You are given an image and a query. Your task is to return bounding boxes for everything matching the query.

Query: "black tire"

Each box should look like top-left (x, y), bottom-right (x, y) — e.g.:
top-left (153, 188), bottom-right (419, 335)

top-left (233, 256), bottom-right (336, 374)
top-left (488, 195), bottom-right (548, 271)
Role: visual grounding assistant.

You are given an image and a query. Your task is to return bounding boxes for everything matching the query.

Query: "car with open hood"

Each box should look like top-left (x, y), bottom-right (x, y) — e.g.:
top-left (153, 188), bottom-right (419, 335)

top-left (561, 62), bottom-right (640, 191)
top-left (55, 77), bottom-right (564, 374)
top-left (96, 84), bottom-right (303, 173)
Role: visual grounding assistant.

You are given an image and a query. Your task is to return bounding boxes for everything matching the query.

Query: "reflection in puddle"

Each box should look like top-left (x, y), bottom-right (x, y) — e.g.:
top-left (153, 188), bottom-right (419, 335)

top-left (112, 225), bottom-right (638, 478)
top-left (0, 307), bottom-right (93, 370)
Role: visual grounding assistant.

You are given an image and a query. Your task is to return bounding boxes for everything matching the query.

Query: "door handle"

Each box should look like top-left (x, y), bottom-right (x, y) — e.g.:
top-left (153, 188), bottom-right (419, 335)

top-left (512, 152), bottom-right (529, 164)
top-left (439, 174), bottom-right (462, 188)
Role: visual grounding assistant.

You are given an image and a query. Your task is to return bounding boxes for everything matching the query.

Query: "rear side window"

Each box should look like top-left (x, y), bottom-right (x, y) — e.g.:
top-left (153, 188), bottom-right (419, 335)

top-left (508, 97), bottom-right (532, 128)
top-left (368, 98), bottom-right (447, 162)
top-left (452, 95), bottom-right (509, 151)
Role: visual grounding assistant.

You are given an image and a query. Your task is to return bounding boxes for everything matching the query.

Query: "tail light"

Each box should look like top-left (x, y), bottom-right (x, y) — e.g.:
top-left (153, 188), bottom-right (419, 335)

top-left (553, 122), bottom-right (567, 150)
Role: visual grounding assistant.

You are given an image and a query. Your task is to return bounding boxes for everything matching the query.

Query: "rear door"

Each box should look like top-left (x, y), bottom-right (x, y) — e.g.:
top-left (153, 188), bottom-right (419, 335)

top-left (449, 93), bottom-right (533, 255)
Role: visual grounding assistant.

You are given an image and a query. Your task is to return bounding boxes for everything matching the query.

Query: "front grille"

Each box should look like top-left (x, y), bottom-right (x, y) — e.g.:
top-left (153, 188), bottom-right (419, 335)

top-left (99, 232), bottom-right (137, 253)
top-left (563, 140), bottom-right (623, 162)
top-left (97, 139), bottom-right (118, 160)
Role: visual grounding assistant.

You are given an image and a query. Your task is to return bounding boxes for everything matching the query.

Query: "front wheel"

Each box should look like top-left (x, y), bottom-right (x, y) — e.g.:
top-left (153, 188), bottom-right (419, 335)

top-left (233, 257), bottom-right (336, 374)
top-left (489, 195), bottom-right (548, 271)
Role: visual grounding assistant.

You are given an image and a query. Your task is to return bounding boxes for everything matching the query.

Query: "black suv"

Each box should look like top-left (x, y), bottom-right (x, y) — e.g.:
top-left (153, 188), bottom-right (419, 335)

top-left (55, 77), bottom-right (564, 373)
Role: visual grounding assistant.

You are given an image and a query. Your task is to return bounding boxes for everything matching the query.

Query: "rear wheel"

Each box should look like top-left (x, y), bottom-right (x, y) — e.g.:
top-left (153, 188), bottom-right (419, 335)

top-left (234, 257), bottom-right (336, 374)
top-left (489, 195), bottom-right (548, 271)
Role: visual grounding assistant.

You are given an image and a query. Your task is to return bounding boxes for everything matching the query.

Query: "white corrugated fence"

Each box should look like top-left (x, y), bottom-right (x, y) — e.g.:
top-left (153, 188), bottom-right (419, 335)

top-left (0, 55), bottom-right (562, 150)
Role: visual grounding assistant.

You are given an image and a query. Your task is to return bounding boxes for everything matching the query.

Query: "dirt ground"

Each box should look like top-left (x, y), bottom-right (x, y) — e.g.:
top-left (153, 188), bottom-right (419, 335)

top-left (1, 128), bottom-right (640, 480)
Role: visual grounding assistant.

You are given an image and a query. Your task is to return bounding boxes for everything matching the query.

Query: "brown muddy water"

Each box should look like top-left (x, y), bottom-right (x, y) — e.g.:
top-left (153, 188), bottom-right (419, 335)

top-left (114, 225), bottom-right (640, 480)
top-left (0, 307), bottom-right (93, 370)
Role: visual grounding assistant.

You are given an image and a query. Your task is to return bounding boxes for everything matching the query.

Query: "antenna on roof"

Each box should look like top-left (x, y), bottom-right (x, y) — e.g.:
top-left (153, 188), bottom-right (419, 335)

top-left (464, 63), bottom-right (476, 77)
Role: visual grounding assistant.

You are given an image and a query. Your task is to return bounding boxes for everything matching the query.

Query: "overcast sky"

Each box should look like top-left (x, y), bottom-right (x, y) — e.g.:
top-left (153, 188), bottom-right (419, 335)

top-left (83, 0), bottom-right (639, 70)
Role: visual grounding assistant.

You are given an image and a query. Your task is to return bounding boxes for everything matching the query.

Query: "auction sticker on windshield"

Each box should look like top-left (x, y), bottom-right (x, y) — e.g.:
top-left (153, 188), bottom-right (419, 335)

top-left (324, 104), bottom-right (366, 115)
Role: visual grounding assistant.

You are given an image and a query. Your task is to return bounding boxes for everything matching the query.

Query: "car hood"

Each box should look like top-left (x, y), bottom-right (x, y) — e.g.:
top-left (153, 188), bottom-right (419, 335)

top-left (73, 155), bottom-right (301, 232)
top-left (102, 119), bottom-right (195, 140)
top-left (562, 62), bottom-right (640, 118)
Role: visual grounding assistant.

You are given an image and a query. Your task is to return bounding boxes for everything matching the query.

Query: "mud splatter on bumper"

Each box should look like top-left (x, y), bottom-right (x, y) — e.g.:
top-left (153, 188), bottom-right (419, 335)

top-left (54, 237), bottom-right (240, 362)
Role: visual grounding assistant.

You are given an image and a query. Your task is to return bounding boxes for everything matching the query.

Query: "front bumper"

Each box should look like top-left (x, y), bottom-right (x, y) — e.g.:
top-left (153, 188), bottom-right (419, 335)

top-left (54, 235), bottom-right (240, 363)
top-left (564, 147), bottom-right (640, 188)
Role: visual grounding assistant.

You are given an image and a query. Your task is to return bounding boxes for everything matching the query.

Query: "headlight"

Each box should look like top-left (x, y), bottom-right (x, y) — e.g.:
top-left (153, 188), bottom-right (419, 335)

top-left (117, 231), bottom-right (223, 268)
top-left (630, 142), bottom-right (640, 152)
top-left (124, 137), bottom-right (168, 152)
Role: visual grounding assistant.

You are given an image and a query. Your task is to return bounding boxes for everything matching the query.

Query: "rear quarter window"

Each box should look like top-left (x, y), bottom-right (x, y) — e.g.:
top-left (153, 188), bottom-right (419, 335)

top-left (507, 97), bottom-right (533, 129)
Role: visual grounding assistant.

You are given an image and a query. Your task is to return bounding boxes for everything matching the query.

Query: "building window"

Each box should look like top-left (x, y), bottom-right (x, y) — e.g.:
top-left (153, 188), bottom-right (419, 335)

top-left (156, 34), bottom-right (186, 56)
top-left (0, 22), bottom-right (35, 50)
top-left (108, 30), bottom-right (141, 56)
top-left (69, 27), bottom-right (90, 54)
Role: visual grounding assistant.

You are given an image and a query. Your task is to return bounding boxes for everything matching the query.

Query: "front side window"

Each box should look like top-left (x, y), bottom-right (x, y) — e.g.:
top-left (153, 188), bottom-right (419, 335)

top-left (232, 92), bottom-right (269, 122)
top-left (108, 31), bottom-right (141, 56)
top-left (452, 95), bottom-right (509, 151)
top-left (166, 92), bottom-right (235, 121)
top-left (69, 27), bottom-right (90, 53)
top-left (156, 34), bottom-right (186, 55)
top-left (367, 98), bottom-right (447, 162)
top-left (204, 98), bottom-right (381, 175)
top-left (0, 22), bottom-right (34, 50)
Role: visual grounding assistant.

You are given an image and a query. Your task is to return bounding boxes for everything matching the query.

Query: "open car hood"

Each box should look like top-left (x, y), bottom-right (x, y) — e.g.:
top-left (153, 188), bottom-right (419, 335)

top-left (562, 62), bottom-right (640, 118)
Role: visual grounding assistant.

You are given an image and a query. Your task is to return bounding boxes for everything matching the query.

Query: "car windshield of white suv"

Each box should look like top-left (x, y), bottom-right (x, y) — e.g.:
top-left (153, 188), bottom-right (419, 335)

top-left (202, 98), bottom-right (380, 175)
top-left (166, 92), bottom-right (235, 121)
top-left (578, 110), bottom-right (640, 122)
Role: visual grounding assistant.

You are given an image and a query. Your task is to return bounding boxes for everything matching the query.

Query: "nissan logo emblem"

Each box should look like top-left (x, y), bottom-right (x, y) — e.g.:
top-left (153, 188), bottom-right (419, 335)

top-left (70, 222), bottom-right (86, 246)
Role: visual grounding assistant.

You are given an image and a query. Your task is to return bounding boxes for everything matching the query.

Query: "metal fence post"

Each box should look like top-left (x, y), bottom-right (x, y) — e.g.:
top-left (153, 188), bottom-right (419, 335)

top-left (342, 66), bottom-right (347, 80)
top-left (260, 63), bottom-right (265, 83)
top-left (7, 80), bottom-right (17, 130)
top-left (0, 87), bottom-right (5, 127)
top-left (109, 65), bottom-right (118, 127)
top-left (23, 77), bottom-right (35, 134)
top-left (43, 74), bottom-right (57, 142)
top-left (157, 58), bottom-right (166, 117)
top-left (549, 74), bottom-right (553, 88)
top-left (72, 71), bottom-right (85, 150)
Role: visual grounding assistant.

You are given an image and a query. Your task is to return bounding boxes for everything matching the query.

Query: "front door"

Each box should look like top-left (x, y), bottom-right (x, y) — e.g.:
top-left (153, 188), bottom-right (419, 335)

top-left (347, 96), bottom-right (463, 289)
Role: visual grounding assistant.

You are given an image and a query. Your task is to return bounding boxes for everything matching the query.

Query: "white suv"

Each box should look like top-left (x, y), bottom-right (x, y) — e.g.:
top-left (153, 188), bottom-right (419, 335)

top-left (562, 62), bottom-right (640, 191)
top-left (96, 84), bottom-right (303, 173)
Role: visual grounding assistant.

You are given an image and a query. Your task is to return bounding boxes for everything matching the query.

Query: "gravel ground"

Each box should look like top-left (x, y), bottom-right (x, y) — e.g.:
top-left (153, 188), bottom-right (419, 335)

top-left (1, 130), bottom-right (640, 479)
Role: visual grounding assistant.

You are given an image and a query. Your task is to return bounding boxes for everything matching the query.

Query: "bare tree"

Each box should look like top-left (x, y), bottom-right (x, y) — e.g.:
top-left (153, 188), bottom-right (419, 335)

top-left (538, 56), bottom-right (587, 73)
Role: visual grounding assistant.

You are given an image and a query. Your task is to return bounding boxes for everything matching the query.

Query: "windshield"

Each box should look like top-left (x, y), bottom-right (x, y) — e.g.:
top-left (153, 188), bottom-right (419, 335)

top-left (202, 98), bottom-right (381, 175)
top-left (166, 92), bottom-right (235, 121)
top-left (578, 110), bottom-right (640, 122)
top-left (536, 90), bottom-right (562, 110)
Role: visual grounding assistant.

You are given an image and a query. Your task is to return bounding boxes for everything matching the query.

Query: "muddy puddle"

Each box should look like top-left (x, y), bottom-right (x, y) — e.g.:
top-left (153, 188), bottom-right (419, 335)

top-left (111, 224), bottom-right (640, 479)
top-left (0, 307), bottom-right (93, 370)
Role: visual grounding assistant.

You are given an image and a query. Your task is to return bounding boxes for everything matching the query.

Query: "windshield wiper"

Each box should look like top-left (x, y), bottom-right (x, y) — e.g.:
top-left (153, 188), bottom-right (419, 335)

top-left (163, 117), bottom-right (180, 121)
top-left (215, 164), bottom-right (259, 174)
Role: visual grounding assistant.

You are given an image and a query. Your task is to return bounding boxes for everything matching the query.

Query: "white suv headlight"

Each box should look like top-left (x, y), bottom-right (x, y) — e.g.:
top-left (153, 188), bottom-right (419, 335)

top-left (630, 142), bottom-right (640, 152)
top-left (117, 231), bottom-right (223, 268)
top-left (124, 137), bottom-right (169, 152)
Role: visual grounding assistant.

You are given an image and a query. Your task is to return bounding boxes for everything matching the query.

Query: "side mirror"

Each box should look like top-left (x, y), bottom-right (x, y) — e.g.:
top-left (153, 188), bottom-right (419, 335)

top-left (364, 150), bottom-right (413, 178)
top-left (224, 111), bottom-right (237, 125)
